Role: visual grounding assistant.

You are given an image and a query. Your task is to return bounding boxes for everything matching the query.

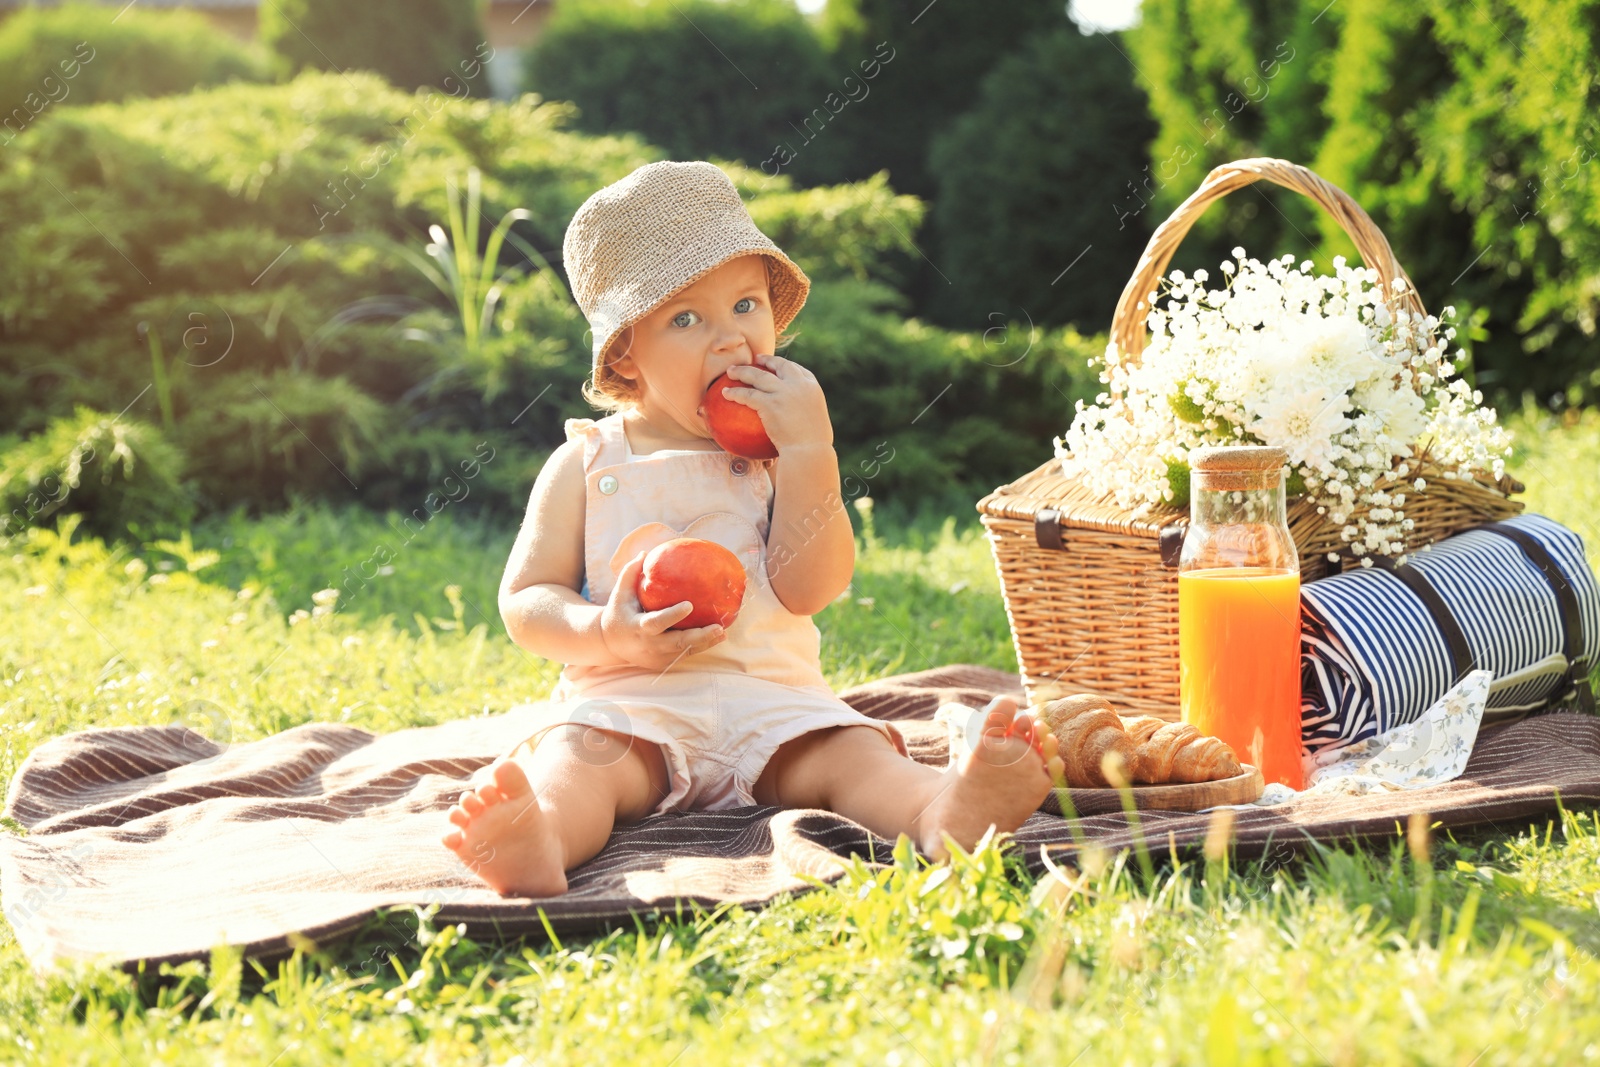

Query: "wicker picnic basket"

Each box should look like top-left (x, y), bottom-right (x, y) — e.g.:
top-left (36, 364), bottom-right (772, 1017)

top-left (977, 157), bottom-right (1525, 720)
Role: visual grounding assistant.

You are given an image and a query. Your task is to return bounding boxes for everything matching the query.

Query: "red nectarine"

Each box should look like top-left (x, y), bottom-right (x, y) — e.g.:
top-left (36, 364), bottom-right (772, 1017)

top-left (636, 537), bottom-right (746, 630)
top-left (703, 367), bottom-right (778, 459)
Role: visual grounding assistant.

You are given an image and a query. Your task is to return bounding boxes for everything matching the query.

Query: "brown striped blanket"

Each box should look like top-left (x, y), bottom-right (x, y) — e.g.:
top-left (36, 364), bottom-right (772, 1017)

top-left (3, 664), bottom-right (1598, 972)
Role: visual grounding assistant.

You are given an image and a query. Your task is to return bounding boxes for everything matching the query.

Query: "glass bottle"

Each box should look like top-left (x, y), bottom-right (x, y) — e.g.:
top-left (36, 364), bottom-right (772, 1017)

top-left (1177, 445), bottom-right (1304, 789)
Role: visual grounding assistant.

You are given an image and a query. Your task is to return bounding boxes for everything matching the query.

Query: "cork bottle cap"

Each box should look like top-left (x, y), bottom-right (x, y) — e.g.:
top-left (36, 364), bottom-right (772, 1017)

top-left (1188, 445), bottom-right (1288, 471)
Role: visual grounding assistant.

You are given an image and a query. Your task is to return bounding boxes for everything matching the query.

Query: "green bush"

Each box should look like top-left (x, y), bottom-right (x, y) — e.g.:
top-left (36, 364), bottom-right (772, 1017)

top-left (926, 25), bottom-right (1160, 334)
top-left (1124, 0), bottom-right (1338, 276)
top-left (168, 370), bottom-right (393, 513)
top-left (788, 279), bottom-right (1102, 502)
top-left (0, 407), bottom-right (196, 543)
top-left (0, 2), bottom-right (268, 138)
top-left (355, 425), bottom-right (542, 523)
top-left (1129, 0), bottom-right (1600, 406)
top-left (259, 0), bottom-right (490, 96)
top-left (524, 0), bottom-right (844, 187)
top-left (0, 71), bottom-right (645, 519)
top-left (1306, 2), bottom-right (1507, 391)
top-left (1408, 0), bottom-right (1600, 405)
top-left (0, 70), bottom-right (1098, 537)
top-left (746, 170), bottom-right (926, 288)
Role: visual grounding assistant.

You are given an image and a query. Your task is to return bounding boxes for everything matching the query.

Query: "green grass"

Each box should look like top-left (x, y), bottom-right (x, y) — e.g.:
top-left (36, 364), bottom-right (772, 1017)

top-left (0, 410), bottom-right (1597, 1063)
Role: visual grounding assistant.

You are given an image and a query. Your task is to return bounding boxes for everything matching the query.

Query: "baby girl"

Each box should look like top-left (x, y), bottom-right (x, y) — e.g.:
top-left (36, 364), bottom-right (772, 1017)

top-left (441, 160), bottom-right (1063, 898)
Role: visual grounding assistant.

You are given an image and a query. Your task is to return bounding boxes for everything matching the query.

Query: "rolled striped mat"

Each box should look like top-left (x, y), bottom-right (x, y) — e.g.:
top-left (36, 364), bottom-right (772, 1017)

top-left (1301, 514), bottom-right (1599, 755)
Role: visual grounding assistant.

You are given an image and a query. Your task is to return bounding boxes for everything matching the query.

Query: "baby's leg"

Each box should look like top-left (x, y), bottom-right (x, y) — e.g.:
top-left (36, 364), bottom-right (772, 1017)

top-left (752, 696), bottom-right (1063, 861)
top-left (441, 725), bottom-right (671, 898)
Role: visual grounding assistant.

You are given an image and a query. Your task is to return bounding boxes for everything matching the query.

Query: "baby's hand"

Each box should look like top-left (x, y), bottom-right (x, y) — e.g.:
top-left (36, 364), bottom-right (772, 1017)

top-left (706, 353), bottom-right (834, 453)
top-left (600, 552), bottom-right (729, 671)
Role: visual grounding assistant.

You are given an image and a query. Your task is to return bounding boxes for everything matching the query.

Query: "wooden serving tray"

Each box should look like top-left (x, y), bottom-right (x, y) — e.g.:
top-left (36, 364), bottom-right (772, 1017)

top-left (1041, 765), bottom-right (1265, 818)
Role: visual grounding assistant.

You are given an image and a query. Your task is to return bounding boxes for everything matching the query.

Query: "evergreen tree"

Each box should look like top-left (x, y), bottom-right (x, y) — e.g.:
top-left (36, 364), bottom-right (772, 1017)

top-left (818, 0), bottom-right (1063, 201)
top-left (1125, 0), bottom-right (1337, 275)
top-left (1417, 0), bottom-right (1600, 404)
top-left (524, 0), bottom-right (839, 187)
top-left (925, 24), bottom-right (1159, 334)
top-left (1125, 0), bottom-right (1600, 404)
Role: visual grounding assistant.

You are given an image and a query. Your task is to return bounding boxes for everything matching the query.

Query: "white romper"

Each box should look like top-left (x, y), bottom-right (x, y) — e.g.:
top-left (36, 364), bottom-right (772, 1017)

top-left (515, 411), bottom-right (908, 813)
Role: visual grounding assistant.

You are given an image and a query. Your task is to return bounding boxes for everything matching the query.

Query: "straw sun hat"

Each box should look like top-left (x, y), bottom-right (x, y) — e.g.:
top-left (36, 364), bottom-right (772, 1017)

top-left (562, 160), bottom-right (812, 384)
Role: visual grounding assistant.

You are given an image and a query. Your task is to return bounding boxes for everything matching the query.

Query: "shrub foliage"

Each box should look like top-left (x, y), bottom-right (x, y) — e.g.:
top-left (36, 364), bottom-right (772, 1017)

top-left (0, 72), bottom-right (1097, 539)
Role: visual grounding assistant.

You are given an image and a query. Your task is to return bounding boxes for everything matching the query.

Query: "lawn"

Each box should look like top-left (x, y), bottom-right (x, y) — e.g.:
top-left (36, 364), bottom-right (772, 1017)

top-left (0, 407), bottom-right (1597, 1064)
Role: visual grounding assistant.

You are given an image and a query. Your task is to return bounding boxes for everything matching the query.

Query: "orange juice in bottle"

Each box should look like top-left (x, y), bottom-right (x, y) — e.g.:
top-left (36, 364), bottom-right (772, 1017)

top-left (1177, 445), bottom-right (1304, 789)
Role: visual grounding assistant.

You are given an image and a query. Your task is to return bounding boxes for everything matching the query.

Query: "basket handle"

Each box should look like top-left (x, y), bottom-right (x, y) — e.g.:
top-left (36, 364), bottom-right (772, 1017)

top-left (1109, 157), bottom-right (1430, 363)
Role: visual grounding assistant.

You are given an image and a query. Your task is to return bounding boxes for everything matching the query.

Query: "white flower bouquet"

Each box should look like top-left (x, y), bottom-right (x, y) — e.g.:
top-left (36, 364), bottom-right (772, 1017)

top-left (1054, 247), bottom-right (1514, 563)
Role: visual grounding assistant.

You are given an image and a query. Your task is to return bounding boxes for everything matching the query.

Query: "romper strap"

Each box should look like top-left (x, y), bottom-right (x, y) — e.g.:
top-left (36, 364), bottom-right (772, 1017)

top-left (563, 413), bottom-right (627, 472)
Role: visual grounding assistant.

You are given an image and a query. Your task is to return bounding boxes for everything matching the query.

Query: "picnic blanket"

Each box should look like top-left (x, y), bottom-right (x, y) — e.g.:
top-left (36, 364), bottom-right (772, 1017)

top-left (3, 664), bottom-right (1599, 973)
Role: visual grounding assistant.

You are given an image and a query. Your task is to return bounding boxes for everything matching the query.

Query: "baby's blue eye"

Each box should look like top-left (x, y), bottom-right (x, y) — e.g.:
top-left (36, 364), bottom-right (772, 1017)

top-left (672, 310), bottom-right (700, 328)
top-left (734, 297), bottom-right (755, 313)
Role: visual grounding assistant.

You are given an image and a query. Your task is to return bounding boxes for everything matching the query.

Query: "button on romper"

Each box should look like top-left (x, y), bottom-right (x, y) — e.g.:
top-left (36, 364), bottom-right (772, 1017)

top-left (517, 411), bottom-right (909, 814)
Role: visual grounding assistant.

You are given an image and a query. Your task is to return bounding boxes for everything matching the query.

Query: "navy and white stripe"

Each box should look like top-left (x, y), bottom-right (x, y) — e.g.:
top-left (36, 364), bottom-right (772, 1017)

top-left (1300, 513), bottom-right (1599, 755)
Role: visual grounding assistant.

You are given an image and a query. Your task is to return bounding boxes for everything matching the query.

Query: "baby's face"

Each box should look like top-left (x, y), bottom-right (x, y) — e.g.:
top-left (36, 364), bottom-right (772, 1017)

top-left (610, 253), bottom-right (776, 441)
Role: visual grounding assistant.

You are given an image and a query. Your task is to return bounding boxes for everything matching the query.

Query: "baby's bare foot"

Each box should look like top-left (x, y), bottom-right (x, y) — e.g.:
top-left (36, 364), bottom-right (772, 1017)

top-left (440, 756), bottom-right (568, 898)
top-left (915, 697), bottom-right (1064, 861)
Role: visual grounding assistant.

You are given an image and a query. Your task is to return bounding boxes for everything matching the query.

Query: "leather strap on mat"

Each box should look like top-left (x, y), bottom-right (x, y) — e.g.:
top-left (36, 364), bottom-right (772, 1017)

top-left (1368, 554), bottom-right (1475, 687)
top-left (1478, 522), bottom-right (1596, 714)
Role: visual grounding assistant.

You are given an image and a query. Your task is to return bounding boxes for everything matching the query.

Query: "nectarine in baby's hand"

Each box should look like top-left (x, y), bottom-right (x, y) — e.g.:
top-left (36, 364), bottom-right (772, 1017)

top-left (700, 354), bottom-right (834, 457)
top-left (702, 367), bottom-right (778, 459)
top-left (636, 537), bottom-right (746, 630)
top-left (601, 549), bottom-right (732, 671)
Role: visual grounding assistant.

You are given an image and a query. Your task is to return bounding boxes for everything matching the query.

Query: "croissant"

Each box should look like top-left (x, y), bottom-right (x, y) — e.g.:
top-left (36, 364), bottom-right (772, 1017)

top-left (1036, 695), bottom-right (1135, 788)
top-left (1122, 714), bottom-right (1166, 747)
top-left (1123, 716), bottom-right (1242, 784)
